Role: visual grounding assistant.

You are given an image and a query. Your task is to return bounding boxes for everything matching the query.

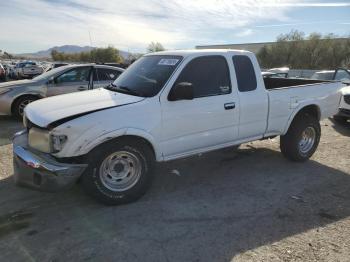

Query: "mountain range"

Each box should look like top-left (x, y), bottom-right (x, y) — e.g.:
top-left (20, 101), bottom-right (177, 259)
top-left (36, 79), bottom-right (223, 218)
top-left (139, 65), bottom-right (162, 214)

top-left (18, 45), bottom-right (131, 59)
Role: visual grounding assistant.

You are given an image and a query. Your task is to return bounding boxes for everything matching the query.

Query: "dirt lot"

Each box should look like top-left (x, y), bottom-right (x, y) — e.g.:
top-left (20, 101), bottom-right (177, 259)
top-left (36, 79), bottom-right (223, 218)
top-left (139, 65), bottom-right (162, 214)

top-left (0, 116), bottom-right (349, 261)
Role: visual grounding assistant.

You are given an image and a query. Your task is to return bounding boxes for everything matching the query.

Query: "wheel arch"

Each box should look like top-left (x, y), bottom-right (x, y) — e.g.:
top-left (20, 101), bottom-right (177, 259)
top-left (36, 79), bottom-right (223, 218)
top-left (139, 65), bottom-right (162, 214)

top-left (283, 104), bottom-right (321, 134)
top-left (67, 128), bottom-right (162, 161)
top-left (11, 94), bottom-right (42, 115)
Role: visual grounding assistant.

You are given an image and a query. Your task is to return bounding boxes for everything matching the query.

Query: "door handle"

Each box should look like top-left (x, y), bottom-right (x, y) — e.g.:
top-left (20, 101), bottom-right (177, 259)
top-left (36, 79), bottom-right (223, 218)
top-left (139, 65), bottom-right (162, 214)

top-left (78, 86), bottom-right (87, 91)
top-left (224, 102), bottom-right (235, 110)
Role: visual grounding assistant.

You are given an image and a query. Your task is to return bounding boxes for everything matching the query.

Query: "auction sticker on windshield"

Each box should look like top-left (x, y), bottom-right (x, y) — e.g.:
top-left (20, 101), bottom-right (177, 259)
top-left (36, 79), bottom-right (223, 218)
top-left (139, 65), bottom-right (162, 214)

top-left (158, 59), bottom-right (179, 66)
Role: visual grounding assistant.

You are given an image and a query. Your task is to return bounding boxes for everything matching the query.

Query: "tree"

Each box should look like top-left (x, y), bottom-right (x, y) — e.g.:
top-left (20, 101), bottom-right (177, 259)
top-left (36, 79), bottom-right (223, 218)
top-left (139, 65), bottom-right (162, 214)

top-left (257, 30), bottom-right (350, 69)
top-left (147, 42), bottom-right (165, 53)
top-left (51, 46), bottom-right (123, 63)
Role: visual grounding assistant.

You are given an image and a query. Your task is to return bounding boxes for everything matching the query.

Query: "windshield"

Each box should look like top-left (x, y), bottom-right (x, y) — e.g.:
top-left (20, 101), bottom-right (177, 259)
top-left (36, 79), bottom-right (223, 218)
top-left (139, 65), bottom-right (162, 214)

top-left (108, 55), bottom-right (183, 97)
top-left (32, 66), bottom-right (71, 81)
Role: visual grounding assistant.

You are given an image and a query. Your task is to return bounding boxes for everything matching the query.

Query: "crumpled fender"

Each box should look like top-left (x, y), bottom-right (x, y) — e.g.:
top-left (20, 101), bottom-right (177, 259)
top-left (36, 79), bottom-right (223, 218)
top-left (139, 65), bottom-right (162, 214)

top-left (57, 127), bottom-right (162, 161)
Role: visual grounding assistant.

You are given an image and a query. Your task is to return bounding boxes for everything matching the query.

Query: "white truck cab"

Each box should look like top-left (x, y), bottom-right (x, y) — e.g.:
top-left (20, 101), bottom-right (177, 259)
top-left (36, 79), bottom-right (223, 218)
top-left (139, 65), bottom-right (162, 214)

top-left (13, 49), bottom-right (345, 205)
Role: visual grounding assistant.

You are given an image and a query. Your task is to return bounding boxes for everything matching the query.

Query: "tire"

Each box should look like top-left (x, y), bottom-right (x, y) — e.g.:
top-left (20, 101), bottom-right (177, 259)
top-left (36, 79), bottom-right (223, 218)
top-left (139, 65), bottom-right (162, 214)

top-left (280, 114), bottom-right (321, 162)
top-left (333, 115), bottom-right (348, 124)
top-left (81, 138), bottom-right (155, 205)
top-left (13, 95), bottom-right (39, 119)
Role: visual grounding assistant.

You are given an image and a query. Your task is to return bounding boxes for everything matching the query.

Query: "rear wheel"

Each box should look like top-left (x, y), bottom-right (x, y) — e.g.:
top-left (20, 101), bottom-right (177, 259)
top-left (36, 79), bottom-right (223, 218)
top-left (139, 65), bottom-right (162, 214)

top-left (13, 95), bottom-right (39, 118)
top-left (280, 114), bottom-right (321, 162)
top-left (81, 138), bottom-right (155, 205)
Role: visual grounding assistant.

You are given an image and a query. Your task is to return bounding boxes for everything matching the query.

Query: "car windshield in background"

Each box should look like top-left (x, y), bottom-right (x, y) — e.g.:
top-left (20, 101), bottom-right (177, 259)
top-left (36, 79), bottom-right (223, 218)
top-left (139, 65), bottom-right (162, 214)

top-left (108, 55), bottom-right (183, 97)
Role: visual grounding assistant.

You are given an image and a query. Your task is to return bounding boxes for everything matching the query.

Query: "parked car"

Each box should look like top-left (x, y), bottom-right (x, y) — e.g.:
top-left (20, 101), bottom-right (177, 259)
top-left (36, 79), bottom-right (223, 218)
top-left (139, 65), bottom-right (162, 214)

top-left (311, 68), bottom-right (350, 123)
top-left (0, 64), bottom-right (124, 117)
top-left (4, 63), bottom-right (17, 79)
top-left (335, 86), bottom-right (350, 123)
top-left (3, 64), bottom-right (11, 77)
top-left (12, 49), bottom-right (345, 205)
top-left (311, 68), bottom-right (350, 83)
top-left (14, 61), bottom-right (44, 79)
top-left (0, 63), bottom-right (6, 81)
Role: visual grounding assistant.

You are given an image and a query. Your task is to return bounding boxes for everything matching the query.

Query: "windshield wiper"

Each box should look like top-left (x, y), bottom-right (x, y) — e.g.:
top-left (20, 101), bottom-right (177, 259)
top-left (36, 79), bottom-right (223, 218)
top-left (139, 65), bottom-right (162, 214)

top-left (118, 86), bottom-right (144, 96)
top-left (105, 84), bottom-right (146, 97)
top-left (104, 83), bottom-right (117, 91)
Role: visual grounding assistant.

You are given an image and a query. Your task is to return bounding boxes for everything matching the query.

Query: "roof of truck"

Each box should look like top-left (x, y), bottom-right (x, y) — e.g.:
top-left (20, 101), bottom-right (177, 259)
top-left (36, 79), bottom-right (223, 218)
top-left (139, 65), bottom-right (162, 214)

top-left (145, 49), bottom-right (252, 57)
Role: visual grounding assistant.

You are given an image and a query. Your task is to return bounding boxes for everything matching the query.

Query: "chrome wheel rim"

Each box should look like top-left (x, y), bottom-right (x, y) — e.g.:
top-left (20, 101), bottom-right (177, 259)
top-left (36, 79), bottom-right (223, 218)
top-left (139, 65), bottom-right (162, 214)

top-left (18, 99), bottom-right (33, 116)
top-left (299, 127), bottom-right (316, 154)
top-left (99, 151), bottom-right (141, 192)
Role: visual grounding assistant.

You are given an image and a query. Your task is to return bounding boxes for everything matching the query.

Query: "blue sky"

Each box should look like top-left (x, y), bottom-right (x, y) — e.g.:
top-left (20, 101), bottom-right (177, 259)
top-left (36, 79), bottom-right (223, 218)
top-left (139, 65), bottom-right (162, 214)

top-left (1, 0), bottom-right (349, 54)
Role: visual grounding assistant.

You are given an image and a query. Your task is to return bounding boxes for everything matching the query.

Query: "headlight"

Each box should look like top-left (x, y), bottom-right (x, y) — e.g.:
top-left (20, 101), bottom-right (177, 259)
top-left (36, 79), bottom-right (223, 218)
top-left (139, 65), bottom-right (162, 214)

top-left (0, 88), bottom-right (12, 95)
top-left (28, 127), bottom-right (68, 153)
top-left (51, 134), bottom-right (68, 152)
top-left (28, 127), bottom-right (51, 153)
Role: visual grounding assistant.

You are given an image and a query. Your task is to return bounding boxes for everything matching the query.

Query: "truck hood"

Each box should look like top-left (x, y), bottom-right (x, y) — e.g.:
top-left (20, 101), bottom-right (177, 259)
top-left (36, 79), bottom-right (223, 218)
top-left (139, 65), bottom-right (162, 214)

top-left (25, 88), bottom-right (145, 128)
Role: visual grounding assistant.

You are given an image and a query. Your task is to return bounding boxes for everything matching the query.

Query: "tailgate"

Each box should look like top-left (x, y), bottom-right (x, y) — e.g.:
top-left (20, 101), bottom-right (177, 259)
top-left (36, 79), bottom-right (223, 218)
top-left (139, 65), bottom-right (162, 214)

top-left (23, 66), bottom-right (42, 75)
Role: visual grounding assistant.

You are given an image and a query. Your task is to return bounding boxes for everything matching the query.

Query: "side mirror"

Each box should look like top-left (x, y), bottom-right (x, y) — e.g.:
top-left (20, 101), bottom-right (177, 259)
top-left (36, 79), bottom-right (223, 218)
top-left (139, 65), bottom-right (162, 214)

top-left (168, 82), bottom-right (194, 101)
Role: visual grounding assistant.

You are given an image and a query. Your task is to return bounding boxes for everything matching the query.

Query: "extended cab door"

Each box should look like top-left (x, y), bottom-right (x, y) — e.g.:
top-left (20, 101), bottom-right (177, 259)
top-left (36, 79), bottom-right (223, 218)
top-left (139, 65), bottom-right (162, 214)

top-left (232, 54), bottom-right (269, 139)
top-left (46, 66), bottom-right (92, 96)
top-left (160, 55), bottom-right (239, 159)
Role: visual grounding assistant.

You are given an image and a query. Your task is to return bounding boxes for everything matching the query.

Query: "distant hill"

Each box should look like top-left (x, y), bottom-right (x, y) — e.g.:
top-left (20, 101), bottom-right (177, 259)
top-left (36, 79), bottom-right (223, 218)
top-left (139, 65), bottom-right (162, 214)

top-left (18, 45), bottom-right (130, 59)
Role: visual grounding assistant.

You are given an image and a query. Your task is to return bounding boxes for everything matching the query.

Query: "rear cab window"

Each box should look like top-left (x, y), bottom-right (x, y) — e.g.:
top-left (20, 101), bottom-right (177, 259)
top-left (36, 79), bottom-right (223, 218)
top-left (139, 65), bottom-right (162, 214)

top-left (232, 55), bottom-right (257, 92)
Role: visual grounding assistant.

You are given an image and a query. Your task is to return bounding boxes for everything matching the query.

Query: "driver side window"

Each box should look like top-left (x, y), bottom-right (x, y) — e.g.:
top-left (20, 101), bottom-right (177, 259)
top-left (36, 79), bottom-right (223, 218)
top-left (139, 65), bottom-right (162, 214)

top-left (55, 67), bottom-right (91, 83)
top-left (174, 56), bottom-right (231, 98)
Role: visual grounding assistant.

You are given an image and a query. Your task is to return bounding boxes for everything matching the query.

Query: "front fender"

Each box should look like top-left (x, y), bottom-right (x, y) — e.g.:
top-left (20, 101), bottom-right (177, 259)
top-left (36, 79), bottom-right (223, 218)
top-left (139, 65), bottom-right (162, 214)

top-left (57, 127), bottom-right (162, 161)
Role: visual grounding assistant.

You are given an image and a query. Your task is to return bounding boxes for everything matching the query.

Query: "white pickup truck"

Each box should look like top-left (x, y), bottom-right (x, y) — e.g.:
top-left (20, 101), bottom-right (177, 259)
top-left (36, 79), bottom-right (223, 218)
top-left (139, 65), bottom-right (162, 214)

top-left (13, 50), bottom-right (344, 205)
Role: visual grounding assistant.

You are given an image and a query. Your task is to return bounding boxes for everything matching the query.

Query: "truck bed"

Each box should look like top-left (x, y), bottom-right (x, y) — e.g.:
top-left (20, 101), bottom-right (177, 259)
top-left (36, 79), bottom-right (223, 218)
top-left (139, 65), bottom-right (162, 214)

top-left (264, 77), bottom-right (330, 90)
top-left (264, 79), bottom-right (342, 137)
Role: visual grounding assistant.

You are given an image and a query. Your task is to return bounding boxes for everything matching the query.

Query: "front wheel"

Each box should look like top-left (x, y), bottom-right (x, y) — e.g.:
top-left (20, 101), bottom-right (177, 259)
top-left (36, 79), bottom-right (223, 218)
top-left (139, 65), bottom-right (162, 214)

top-left (13, 95), bottom-right (39, 118)
top-left (280, 114), bottom-right (321, 162)
top-left (81, 138), bottom-right (155, 205)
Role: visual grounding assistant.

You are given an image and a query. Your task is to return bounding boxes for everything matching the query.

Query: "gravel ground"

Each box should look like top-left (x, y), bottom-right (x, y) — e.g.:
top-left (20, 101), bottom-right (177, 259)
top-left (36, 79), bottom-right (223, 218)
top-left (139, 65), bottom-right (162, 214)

top-left (0, 117), bottom-right (349, 262)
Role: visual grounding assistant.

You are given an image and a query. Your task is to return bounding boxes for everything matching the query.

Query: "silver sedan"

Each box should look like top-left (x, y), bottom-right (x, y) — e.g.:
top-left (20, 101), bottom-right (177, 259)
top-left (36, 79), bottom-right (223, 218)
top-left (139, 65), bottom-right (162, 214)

top-left (0, 64), bottom-right (124, 118)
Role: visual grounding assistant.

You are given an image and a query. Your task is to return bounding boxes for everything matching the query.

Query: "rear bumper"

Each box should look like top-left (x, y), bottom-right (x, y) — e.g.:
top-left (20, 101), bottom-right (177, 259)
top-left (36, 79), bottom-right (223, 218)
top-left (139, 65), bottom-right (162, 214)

top-left (13, 130), bottom-right (87, 192)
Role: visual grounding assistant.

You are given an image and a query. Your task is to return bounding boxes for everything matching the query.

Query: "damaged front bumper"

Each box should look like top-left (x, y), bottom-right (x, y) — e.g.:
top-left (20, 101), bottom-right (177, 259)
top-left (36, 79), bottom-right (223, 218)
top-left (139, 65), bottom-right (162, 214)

top-left (12, 130), bottom-right (87, 192)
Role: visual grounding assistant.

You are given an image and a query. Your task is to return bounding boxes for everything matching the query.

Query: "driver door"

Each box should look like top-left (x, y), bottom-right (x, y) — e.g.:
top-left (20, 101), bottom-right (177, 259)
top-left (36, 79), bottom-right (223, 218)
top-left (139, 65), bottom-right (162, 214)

top-left (46, 66), bottom-right (92, 96)
top-left (160, 55), bottom-right (239, 159)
